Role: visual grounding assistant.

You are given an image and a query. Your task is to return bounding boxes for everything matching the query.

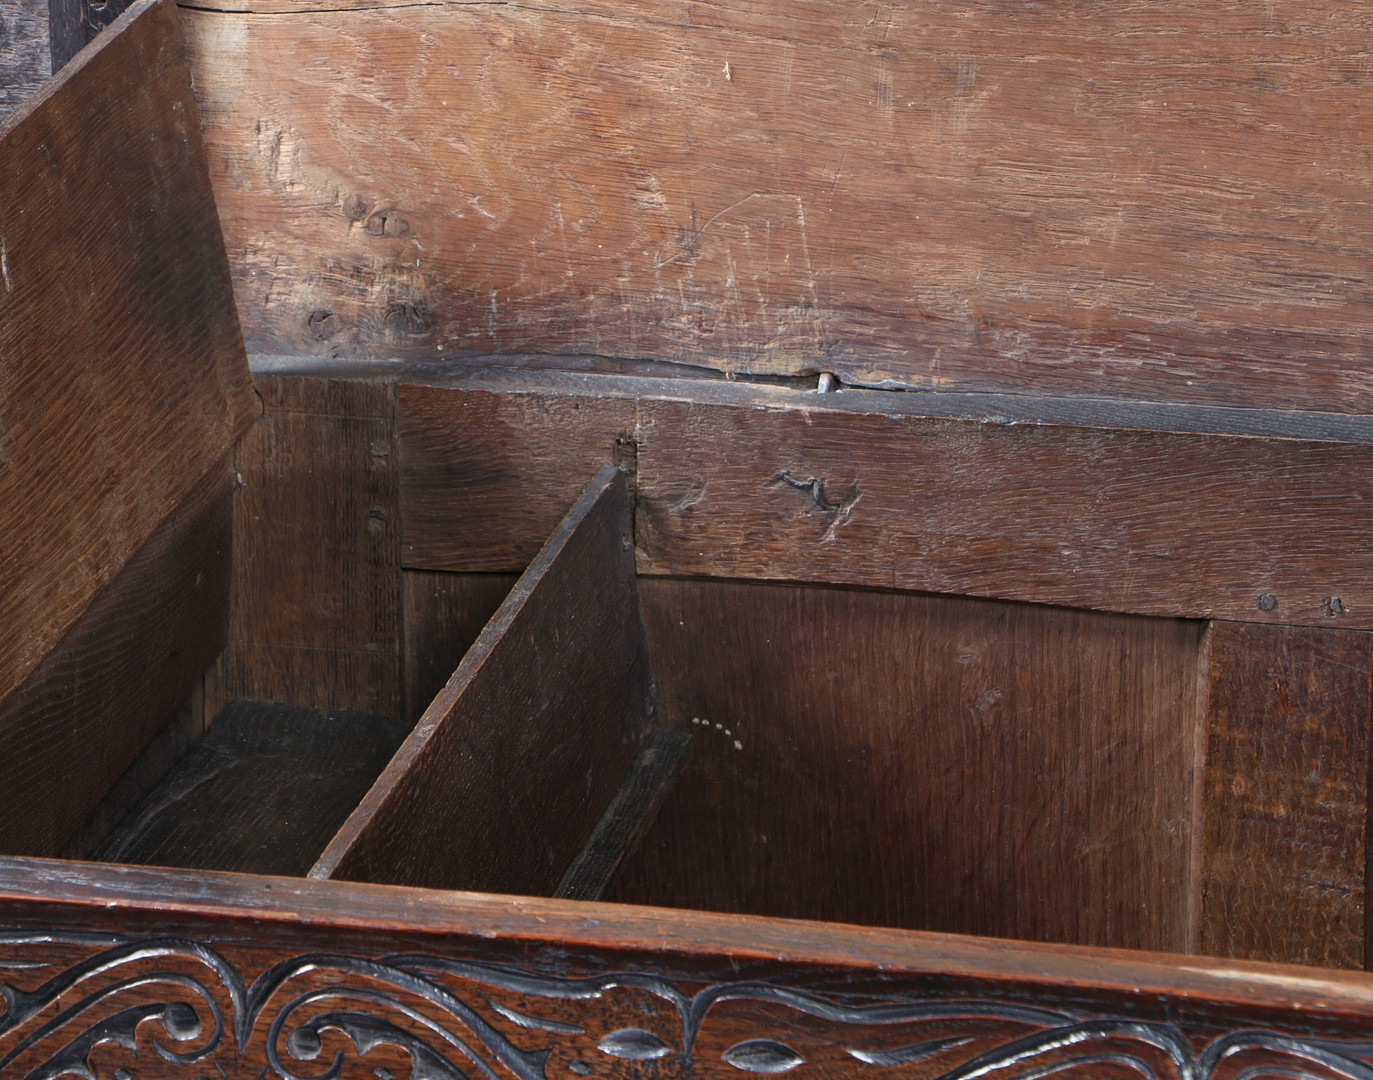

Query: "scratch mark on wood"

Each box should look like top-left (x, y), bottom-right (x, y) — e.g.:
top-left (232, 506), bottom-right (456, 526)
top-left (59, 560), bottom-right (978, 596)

top-left (655, 193), bottom-right (797, 270)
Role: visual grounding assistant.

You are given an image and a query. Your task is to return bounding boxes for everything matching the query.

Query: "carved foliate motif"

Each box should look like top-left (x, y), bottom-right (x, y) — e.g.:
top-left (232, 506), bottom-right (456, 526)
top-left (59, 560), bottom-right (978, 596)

top-left (1, 931), bottom-right (1370, 1079)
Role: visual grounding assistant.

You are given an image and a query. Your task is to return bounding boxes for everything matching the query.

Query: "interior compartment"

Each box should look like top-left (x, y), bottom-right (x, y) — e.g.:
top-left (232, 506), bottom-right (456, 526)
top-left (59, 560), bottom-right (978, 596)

top-left (44, 441), bottom-right (1205, 958)
top-left (38, 444), bottom-right (1210, 962)
top-left (9, 358), bottom-right (1362, 972)
top-left (4, 0), bottom-right (1370, 998)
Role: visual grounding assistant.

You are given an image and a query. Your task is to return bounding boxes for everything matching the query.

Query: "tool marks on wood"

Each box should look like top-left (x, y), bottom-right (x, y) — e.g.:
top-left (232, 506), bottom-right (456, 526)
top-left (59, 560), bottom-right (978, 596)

top-left (183, 0), bottom-right (1373, 411)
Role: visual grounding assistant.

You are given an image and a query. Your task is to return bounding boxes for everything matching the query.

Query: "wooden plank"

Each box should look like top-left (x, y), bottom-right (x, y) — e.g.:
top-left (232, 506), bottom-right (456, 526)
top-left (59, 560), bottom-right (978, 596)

top-left (398, 371), bottom-right (1373, 628)
top-left (402, 570), bottom-right (518, 723)
top-left (555, 728), bottom-right (692, 902)
top-left (613, 576), bottom-right (1206, 953)
top-left (312, 464), bottom-right (654, 893)
top-left (0, 0), bottom-right (49, 119)
top-left (94, 698), bottom-right (410, 876)
top-left (1199, 621), bottom-right (1373, 969)
top-left (10, 858), bottom-right (1373, 1080)
top-left (398, 377), bottom-right (636, 572)
top-left (183, 0), bottom-right (1373, 412)
top-left (0, 464), bottom-right (233, 858)
top-left (47, 0), bottom-right (136, 71)
top-left (208, 369), bottom-right (403, 718)
top-left (0, 0), bottom-right (254, 713)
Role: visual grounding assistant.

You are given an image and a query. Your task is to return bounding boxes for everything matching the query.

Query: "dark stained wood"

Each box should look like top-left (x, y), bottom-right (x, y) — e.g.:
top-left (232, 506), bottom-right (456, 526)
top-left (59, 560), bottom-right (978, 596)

top-left (398, 371), bottom-right (1373, 629)
top-left (0, 465), bottom-right (233, 858)
top-left (313, 465), bottom-right (655, 893)
top-left (402, 570), bottom-right (518, 723)
top-left (47, 0), bottom-right (136, 71)
top-left (182, 0), bottom-right (1373, 413)
top-left (398, 376), bottom-right (635, 572)
top-left (208, 368), bottom-right (403, 718)
top-left (555, 728), bottom-right (692, 902)
top-left (94, 698), bottom-right (410, 876)
top-left (8, 856), bottom-right (1373, 1080)
top-left (0, 0), bottom-right (48, 119)
top-left (611, 577), bottom-right (1207, 953)
top-left (0, 0), bottom-right (253, 713)
top-left (1199, 621), bottom-right (1373, 970)
top-left (59, 679), bottom-right (207, 860)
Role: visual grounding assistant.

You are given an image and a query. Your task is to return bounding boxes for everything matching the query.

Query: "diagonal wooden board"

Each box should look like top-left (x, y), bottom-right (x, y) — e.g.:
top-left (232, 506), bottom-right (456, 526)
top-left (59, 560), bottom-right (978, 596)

top-left (312, 464), bottom-right (655, 894)
top-left (0, 0), bottom-right (255, 712)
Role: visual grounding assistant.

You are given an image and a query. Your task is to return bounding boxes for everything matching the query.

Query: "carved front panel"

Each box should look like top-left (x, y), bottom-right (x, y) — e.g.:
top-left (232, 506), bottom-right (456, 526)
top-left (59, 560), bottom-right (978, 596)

top-left (3, 930), bottom-right (1373, 1079)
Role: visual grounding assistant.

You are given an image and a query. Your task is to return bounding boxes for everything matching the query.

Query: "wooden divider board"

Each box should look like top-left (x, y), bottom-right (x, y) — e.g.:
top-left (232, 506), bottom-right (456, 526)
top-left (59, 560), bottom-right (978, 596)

top-left (0, 0), bottom-right (254, 711)
top-left (182, 0), bottom-right (1373, 413)
top-left (313, 464), bottom-right (654, 894)
top-left (399, 371), bottom-right (1373, 629)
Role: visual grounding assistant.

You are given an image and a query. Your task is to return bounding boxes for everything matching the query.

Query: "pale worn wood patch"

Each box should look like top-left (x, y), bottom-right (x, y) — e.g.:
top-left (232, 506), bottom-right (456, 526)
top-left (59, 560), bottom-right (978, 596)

top-left (185, 0), bottom-right (1373, 411)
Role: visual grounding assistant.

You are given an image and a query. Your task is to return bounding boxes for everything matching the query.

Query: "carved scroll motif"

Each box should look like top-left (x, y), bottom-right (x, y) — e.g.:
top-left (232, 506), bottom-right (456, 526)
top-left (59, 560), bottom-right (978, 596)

top-left (1, 931), bottom-right (1370, 1079)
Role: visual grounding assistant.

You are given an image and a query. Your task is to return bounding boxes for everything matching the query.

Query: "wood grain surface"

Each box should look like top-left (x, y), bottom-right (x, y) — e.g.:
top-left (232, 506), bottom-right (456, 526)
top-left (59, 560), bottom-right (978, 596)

top-left (398, 371), bottom-right (1373, 628)
top-left (612, 577), bottom-right (1206, 953)
top-left (208, 370), bottom-right (403, 717)
top-left (401, 570), bottom-right (517, 723)
top-left (313, 465), bottom-right (655, 893)
top-left (182, 0), bottom-right (1373, 412)
top-left (48, 0), bottom-right (138, 71)
top-left (8, 856), bottom-right (1373, 1079)
top-left (0, 0), bottom-right (48, 118)
top-left (0, 465), bottom-right (232, 858)
top-left (398, 377), bottom-right (636, 572)
top-left (94, 698), bottom-right (410, 876)
top-left (555, 728), bottom-right (693, 902)
top-left (0, 0), bottom-right (253, 713)
top-left (1199, 621), bottom-right (1373, 970)
top-left (59, 682), bottom-right (208, 861)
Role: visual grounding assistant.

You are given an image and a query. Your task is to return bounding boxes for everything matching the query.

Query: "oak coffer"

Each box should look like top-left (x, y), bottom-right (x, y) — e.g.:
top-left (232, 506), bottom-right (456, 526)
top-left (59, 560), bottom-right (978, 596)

top-left (5, 0), bottom-right (1373, 1076)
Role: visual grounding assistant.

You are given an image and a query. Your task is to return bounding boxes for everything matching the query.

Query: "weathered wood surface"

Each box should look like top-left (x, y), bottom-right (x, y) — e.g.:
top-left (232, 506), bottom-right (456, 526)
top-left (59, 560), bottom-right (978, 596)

top-left (399, 371), bottom-right (1373, 628)
top-left (1199, 622), bottom-right (1373, 970)
top-left (313, 465), bottom-right (655, 893)
top-left (7, 856), bottom-right (1373, 1078)
top-left (0, 465), bottom-right (232, 858)
top-left (0, 0), bottom-right (48, 119)
top-left (48, 0), bottom-right (138, 71)
top-left (402, 570), bottom-right (517, 723)
top-left (614, 577), bottom-right (1206, 953)
top-left (555, 728), bottom-right (692, 902)
top-left (183, 0), bottom-right (1373, 412)
top-left (95, 698), bottom-right (410, 876)
top-left (208, 367), bottom-right (403, 718)
top-left (0, 0), bottom-right (254, 712)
